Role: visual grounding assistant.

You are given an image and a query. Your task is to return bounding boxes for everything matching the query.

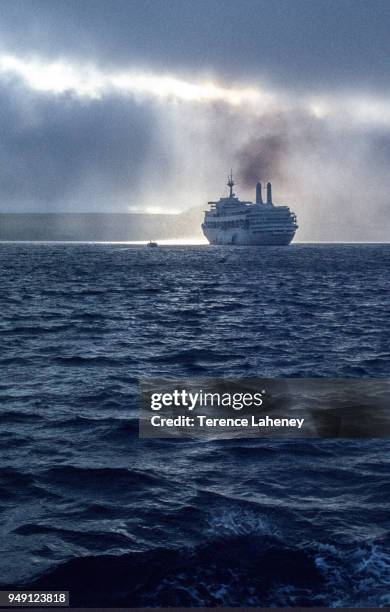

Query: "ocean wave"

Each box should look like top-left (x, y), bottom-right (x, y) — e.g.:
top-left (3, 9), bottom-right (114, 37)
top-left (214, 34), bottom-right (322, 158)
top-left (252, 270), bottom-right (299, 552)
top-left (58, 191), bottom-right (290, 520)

top-left (17, 534), bottom-right (336, 607)
top-left (0, 243), bottom-right (389, 606)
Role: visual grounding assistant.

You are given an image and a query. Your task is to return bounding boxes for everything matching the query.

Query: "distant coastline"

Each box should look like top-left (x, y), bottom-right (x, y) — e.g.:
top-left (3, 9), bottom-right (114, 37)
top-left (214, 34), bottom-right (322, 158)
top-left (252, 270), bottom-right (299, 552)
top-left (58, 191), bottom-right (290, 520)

top-left (0, 210), bottom-right (203, 241)
top-left (1, 213), bottom-right (389, 243)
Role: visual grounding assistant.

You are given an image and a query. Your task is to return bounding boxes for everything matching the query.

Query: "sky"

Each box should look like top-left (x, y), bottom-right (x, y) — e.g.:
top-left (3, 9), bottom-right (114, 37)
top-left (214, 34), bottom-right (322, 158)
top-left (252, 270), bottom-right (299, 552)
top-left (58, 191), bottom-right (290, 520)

top-left (0, 0), bottom-right (390, 240)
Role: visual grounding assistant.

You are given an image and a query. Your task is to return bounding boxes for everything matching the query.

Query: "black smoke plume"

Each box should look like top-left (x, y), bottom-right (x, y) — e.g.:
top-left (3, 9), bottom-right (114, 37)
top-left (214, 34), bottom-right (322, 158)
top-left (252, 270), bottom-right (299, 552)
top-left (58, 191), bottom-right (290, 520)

top-left (234, 109), bottom-right (328, 188)
top-left (235, 114), bottom-right (290, 187)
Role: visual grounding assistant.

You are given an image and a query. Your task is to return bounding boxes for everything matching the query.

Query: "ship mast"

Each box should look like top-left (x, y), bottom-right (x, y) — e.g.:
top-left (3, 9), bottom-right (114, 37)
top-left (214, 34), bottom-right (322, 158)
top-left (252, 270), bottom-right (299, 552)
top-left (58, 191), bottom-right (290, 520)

top-left (227, 169), bottom-right (235, 198)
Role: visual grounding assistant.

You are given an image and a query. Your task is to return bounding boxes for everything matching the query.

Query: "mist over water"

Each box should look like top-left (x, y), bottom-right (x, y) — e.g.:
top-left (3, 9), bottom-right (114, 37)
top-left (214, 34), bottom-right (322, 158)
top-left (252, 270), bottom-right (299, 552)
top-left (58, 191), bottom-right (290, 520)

top-left (0, 0), bottom-right (390, 243)
top-left (0, 55), bottom-right (390, 241)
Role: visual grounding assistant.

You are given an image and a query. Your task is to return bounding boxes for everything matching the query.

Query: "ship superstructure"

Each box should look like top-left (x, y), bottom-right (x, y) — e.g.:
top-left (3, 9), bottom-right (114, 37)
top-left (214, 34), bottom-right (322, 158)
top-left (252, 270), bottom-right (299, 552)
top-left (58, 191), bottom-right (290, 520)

top-left (202, 173), bottom-right (298, 245)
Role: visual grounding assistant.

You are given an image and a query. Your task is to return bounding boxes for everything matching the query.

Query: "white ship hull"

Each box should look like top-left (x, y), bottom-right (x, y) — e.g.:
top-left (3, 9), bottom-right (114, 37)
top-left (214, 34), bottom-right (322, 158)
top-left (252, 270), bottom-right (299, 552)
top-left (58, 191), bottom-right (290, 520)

top-left (203, 227), bottom-right (296, 246)
top-left (202, 175), bottom-right (298, 247)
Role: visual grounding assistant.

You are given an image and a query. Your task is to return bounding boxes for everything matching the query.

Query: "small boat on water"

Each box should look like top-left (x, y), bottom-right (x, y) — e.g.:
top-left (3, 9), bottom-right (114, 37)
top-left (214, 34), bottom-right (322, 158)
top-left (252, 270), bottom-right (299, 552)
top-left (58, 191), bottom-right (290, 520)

top-left (147, 240), bottom-right (158, 248)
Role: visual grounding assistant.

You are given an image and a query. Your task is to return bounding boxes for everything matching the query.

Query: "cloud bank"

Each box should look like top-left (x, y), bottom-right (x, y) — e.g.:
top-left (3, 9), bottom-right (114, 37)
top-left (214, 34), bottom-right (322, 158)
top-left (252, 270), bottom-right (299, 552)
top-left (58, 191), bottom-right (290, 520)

top-left (0, 1), bottom-right (389, 240)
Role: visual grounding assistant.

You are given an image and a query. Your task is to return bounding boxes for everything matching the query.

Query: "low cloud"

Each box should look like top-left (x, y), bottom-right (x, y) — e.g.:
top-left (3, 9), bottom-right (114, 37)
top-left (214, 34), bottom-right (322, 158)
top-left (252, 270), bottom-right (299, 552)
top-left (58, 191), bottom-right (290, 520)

top-left (0, 79), bottom-right (159, 211)
top-left (0, 56), bottom-right (390, 240)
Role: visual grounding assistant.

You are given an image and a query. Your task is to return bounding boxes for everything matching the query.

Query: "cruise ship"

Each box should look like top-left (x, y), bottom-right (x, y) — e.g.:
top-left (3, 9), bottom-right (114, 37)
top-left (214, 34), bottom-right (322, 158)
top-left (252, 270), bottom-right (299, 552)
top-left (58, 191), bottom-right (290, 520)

top-left (202, 173), bottom-right (298, 245)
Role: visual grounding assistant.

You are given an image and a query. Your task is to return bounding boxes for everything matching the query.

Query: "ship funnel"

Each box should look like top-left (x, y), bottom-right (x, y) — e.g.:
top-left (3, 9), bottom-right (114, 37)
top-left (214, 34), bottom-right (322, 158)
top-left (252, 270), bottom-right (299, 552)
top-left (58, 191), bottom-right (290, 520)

top-left (266, 182), bottom-right (272, 205)
top-left (256, 182), bottom-right (263, 204)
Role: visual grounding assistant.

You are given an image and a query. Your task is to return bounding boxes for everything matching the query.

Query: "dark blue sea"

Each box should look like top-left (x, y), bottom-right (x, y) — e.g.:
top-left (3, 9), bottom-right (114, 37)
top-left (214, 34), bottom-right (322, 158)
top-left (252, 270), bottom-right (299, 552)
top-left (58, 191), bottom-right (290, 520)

top-left (0, 243), bottom-right (389, 607)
